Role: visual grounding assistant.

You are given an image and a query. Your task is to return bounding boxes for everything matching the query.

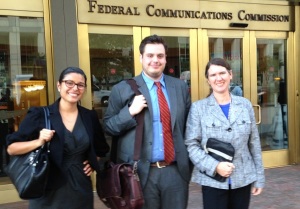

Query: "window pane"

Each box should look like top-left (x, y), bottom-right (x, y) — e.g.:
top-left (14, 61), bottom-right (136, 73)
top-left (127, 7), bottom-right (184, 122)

top-left (162, 36), bottom-right (190, 93)
top-left (257, 39), bottom-right (288, 150)
top-left (0, 16), bottom-right (47, 180)
top-left (89, 34), bottom-right (134, 118)
top-left (209, 38), bottom-right (243, 96)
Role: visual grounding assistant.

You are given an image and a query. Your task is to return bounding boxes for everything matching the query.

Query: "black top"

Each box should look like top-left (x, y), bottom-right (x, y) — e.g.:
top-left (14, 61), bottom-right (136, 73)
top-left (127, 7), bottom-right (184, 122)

top-left (6, 98), bottom-right (110, 190)
top-left (29, 115), bottom-right (93, 209)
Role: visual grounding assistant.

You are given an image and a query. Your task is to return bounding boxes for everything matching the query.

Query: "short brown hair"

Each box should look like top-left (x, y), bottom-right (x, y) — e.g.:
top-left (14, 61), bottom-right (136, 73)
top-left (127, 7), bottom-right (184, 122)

top-left (205, 58), bottom-right (231, 79)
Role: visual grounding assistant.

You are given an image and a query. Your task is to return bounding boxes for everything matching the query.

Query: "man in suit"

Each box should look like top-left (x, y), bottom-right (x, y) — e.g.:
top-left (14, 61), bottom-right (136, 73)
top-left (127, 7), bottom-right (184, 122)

top-left (103, 34), bottom-right (191, 209)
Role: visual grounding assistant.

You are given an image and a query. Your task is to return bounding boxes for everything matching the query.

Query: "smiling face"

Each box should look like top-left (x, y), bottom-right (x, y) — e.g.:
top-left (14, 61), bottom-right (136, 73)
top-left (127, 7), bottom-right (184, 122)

top-left (207, 64), bottom-right (232, 94)
top-left (140, 43), bottom-right (167, 81)
top-left (57, 72), bottom-right (86, 104)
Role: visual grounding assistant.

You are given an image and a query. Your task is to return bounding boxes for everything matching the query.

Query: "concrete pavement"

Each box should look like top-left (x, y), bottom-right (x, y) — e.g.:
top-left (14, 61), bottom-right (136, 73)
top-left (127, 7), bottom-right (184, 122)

top-left (1, 164), bottom-right (300, 209)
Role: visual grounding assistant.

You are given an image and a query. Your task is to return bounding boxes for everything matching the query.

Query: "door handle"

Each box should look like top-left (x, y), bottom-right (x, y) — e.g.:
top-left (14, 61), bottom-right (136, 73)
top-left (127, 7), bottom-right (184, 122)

top-left (253, 104), bottom-right (261, 125)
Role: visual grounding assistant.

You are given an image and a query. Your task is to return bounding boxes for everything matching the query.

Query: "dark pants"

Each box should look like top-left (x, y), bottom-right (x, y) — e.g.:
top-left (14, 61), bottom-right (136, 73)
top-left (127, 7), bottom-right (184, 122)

top-left (142, 164), bottom-right (188, 209)
top-left (202, 184), bottom-right (252, 209)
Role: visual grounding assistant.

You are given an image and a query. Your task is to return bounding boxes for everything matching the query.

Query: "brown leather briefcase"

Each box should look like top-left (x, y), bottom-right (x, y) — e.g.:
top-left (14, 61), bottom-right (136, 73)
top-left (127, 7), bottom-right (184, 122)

top-left (96, 162), bottom-right (144, 209)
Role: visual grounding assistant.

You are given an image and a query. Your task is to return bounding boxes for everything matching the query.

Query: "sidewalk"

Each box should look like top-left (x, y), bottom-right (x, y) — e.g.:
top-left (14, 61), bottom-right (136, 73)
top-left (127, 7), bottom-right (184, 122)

top-left (1, 164), bottom-right (300, 209)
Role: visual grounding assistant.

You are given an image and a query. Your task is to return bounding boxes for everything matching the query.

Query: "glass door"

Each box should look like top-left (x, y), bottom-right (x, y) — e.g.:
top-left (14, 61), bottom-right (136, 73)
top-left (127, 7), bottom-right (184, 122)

top-left (0, 16), bottom-right (49, 184)
top-left (84, 26), bottom-right (135, 121)
top-left (147, 28), bottom-right (198, 101)
top-left (78, 25), bottom-right (200, 120)
top-left (80, 26), bottom-right (200, 114)
top-left (250, 31), bottom-right (291, 168)
top-left (256, 39), bottom-right (287, 151)
top-left (149, 29), bottom-right (190, 83)
top-left (207, 34), bottom-right (244, 97)
top-left (200, 30), bottom-right (250, 101)
top-left (205, 30), bottom-right (291, 167)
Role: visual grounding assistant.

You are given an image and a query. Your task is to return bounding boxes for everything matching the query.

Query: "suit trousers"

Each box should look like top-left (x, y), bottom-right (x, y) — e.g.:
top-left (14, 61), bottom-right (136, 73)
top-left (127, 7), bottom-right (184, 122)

top-left (202, 184), bottom-right (252, 209)
top-left (142, 164), bottom-right (188, 209)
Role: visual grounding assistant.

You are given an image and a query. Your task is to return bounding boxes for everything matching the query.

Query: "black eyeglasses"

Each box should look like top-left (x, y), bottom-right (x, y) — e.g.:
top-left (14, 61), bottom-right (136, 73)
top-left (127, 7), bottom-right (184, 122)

top-left (62, 80), bottom-right (86, 90)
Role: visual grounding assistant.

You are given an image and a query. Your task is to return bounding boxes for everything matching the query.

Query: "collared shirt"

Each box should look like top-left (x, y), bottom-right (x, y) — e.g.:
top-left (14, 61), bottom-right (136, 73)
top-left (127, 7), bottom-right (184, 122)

top-left (142, 72), bottom-right (171, 162)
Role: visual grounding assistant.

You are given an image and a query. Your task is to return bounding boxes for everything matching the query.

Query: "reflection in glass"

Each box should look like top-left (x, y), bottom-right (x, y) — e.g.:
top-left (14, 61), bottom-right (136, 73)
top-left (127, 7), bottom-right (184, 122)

top-left (88, 34), bottom-right (134, 164)
top-left (257, 39), bottom-right (288, 151)
top-left (209, 38), bottom-right (243, 96)
top-left (161, 36), bottom-right (190, 92)
top-left (0, 16), bottom-right (47, 180)
top-left (89, 34), bottom-right (134, 113)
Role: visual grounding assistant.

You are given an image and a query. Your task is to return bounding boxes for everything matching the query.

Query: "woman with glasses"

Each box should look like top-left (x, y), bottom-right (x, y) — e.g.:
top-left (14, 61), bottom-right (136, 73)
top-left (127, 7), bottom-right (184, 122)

top-left (6, 67), bottom-right (109, 209)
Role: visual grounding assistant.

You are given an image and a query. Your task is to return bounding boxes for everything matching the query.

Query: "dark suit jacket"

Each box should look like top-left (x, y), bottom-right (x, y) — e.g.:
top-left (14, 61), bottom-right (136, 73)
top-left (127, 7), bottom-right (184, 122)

top-left (103, 74), bottom-right (191, 187)
top-left (6, 98), bottom-right (109, 189)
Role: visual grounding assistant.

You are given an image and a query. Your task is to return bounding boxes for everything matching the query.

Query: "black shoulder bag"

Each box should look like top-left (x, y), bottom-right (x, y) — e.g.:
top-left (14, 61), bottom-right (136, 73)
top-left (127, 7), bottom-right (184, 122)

top-left (5, 107), bottom-right (51, 199)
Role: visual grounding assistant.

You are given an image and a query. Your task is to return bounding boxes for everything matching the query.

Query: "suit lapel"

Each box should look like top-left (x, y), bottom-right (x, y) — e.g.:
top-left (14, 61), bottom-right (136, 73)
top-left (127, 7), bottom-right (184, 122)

top-left (165, 76), bottom-right (177, 130)
top-left (207, 95), bottom-right (229, 125)
top-left (134, 75), bottom-right (154, 144)
top-left (78, 107), bottom-right (93, 142)
top-left (207, 94), bottom-right (244, 125)
top-left (228, 97), bottom-right (243, 125)
top-left (209, 104), bottom-right (229, 124)
top-left (135, 75), bottom-right (153, 120)
top-left (47, 100), bottom-right (64, 165)
top-left (48, 101), bottom-right (64, 143)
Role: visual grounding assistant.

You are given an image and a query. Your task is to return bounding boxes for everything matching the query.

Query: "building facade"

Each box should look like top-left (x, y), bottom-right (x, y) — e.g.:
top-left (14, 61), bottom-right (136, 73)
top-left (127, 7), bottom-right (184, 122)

top-left (0, 0), bottom-right (299, 203)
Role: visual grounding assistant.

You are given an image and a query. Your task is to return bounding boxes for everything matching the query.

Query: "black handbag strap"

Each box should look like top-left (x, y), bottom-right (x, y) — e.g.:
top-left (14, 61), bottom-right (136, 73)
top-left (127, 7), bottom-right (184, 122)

top-left (42, 107), bottom-right (51, 149)
top-left (126, 79), bottom-right (145, 162)
top-left (42, 107), bottom-right (51, 129)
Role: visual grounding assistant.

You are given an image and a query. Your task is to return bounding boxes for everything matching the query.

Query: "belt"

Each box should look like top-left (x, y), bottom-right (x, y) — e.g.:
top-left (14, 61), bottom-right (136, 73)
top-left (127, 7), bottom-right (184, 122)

top-left (150, 161), bottom-right (176, 168)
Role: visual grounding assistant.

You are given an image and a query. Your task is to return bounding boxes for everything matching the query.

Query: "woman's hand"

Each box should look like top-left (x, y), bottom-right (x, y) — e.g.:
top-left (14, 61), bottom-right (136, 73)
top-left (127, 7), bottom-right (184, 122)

top-left (38, 128), bottom-right (55, 146)
top-left (215, 162), bottom-right (235, 177)
top-left (252, 187), bottom-right (263, 196)
top-left (83, 160), bottom-right (94, 176)
top-left (7, 129), bottom-right (55, 155)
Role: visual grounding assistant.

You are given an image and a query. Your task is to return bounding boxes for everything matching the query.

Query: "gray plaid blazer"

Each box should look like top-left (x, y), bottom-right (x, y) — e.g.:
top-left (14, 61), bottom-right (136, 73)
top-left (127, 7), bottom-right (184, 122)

top-left (185, 94), bottom-right (265, 189)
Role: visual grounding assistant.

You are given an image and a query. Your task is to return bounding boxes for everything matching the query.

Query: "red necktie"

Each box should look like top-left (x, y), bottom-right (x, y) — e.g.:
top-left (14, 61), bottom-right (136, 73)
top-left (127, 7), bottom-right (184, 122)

top-left (155, 82), bottom-right (175, 164)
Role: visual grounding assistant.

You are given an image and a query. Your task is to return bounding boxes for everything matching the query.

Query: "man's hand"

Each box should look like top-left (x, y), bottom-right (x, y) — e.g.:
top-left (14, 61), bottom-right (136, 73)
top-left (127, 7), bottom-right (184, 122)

top-left (129, 95), bottom-right (147, 116)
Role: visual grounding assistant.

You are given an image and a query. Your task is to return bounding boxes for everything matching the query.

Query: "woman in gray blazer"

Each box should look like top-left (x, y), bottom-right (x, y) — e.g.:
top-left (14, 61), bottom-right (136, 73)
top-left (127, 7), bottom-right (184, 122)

top-left (185, 58), bottom-right (265, 209)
